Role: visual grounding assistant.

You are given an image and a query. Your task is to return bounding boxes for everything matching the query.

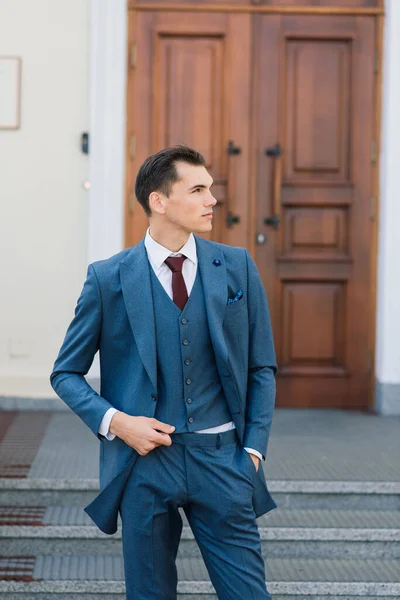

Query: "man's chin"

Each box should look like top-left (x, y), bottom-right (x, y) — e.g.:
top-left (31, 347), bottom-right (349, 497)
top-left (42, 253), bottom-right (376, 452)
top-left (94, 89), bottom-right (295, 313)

top-left (191, 222), bottom-right (213, 234)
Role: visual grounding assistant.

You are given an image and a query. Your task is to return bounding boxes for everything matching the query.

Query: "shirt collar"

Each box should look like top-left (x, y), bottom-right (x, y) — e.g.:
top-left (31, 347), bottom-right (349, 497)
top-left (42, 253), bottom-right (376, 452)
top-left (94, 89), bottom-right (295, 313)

top-left (144, 226), bottom-right (197, 269)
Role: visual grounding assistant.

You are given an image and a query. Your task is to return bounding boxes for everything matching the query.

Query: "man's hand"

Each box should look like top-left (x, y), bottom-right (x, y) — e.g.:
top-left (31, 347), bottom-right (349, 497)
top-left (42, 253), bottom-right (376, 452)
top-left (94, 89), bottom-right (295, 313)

top-left (109, 412), bottom-right (175, 455)
top-left (249, 453), bottom-right (260, 472)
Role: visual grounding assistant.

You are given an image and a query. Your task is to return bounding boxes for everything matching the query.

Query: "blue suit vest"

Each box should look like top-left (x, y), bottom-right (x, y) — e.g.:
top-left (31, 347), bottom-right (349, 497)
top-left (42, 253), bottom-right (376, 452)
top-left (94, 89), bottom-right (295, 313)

top-left (149, 261), bottom-right (232, 433)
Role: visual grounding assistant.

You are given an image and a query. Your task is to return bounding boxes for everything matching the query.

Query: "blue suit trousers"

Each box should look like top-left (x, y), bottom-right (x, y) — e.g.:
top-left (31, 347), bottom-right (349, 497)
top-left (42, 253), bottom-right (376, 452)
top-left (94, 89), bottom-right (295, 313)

top-left (118, 428), bottom-right (272, 599)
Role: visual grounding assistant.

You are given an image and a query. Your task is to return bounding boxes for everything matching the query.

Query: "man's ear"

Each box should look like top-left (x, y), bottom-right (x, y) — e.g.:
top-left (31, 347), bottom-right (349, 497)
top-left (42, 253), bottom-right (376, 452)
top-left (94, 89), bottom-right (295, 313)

top-left (149, 191), bottom-right (166, 215)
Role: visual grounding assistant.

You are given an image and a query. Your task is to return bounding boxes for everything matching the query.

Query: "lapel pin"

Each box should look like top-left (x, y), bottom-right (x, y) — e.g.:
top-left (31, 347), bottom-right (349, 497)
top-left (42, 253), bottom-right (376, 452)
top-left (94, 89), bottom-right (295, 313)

top-left (213, 259), bottom-right (222, 266)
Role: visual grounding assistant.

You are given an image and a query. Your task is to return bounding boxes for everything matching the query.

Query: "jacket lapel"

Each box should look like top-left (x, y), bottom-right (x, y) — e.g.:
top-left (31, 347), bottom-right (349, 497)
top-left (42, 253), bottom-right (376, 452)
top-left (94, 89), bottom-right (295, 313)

top-left (119, 238), bottom-right (157, 391)
top-left (195, 235), bottom-right (243, 425)
top-left (119, 235), bottom-right (235, 400)
top-left (195, 236), bottom-right (230, 375)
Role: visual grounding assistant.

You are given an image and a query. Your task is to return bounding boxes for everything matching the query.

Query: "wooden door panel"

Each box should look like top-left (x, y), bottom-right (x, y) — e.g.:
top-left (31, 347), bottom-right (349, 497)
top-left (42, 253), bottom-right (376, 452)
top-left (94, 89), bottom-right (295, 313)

top-left (155, 37), bottom-right (224, 157)
top-left (129, 0), bottom-right (380, 8)
top-left (154, 33), bottom-right (225, 242)
top-left (285, 39), bottom-right (351, 182)
top-left (281, 281), bottom-right (347, 374)
top-left (282, 207), bottom-right (349, 261)
top-left (130, 0), bottom-right (252, 6)
top-left (253, 15), bottom-right (375, 408)
top-left (126, 10), bottom-right (251, 247)
top-left (260, 0), bottom-right (379, 7)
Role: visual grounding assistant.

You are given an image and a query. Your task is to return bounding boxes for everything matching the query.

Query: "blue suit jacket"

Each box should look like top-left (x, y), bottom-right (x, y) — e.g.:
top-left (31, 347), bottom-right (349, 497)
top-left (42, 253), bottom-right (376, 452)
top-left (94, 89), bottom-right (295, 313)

top-left (50, 235), bottom-right (278, 534)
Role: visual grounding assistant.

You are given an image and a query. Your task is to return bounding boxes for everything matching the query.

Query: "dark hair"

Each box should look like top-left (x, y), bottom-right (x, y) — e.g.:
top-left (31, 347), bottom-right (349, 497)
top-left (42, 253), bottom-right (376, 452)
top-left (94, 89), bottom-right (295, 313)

top-left (135, 145), bottom-right (206, 217)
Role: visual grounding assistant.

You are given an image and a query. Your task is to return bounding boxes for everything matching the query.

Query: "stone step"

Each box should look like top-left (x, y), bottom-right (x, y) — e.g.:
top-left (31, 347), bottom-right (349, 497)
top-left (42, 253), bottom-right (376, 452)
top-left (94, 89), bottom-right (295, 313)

top-left (272, 480), bottom-right (400, 511)
top-left (1, 507), bottom-right (400, 559)
top-left (3, 596), bottom-right (400, 600)
top-left (0, 555), bottom-right (399, 598)
top-left (1, 478), bottom-right (399, 511)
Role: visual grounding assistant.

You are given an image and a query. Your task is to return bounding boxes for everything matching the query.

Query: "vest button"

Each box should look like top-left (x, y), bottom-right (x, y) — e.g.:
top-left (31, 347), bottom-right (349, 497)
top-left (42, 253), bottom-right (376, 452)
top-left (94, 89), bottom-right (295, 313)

top-left (184, 359), bottom-right (191, 365)
top-left (188, 417), bottom-right (194, 423)
top-left (182, 339), bottom-right (189, 345)
top-left (186, 398), bottom-right (192, 404)
top-left (186, 378), bottom-right (192, 385)
top-left (181, 318), bottom-right (187, 324)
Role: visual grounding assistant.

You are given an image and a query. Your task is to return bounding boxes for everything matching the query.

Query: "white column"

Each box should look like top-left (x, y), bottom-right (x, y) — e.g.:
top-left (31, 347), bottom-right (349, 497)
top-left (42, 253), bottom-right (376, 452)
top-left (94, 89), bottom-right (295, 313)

top-left (88, 0), bottom-right (127, 263)
top-left (87, 0), bottom-right (127, 382)
top-left (375, 0), bottom-right (400, 414)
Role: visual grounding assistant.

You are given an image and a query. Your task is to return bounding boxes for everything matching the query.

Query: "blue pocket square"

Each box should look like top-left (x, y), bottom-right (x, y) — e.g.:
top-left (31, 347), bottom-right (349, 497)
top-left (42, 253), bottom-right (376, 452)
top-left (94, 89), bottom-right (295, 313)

top-left (227, 288), bottom-right (243, 304)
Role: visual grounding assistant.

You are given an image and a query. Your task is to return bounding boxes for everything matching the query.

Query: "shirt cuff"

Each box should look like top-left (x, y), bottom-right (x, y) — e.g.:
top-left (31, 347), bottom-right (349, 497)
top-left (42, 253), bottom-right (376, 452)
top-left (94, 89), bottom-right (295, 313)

top-left (98, 407), bottom-right (119, 440)
top-left (244, 447), bottom-right (263, 460)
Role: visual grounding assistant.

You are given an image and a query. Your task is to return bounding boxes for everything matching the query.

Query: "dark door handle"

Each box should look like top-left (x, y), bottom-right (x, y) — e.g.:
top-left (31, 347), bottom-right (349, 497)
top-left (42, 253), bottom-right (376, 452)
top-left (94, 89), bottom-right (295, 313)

top-left (264, 142), bottom-right (282, 227)
top-left (264, 214), bottom-right (280, 230)
top-left (226, 140), bottom-right (241, 229)
top-left (265, 142), bottom-right (281, 157)
top-left (226, 210), bottom-right (241, 228)
top-left (227, 140), bottom-right (241, 155)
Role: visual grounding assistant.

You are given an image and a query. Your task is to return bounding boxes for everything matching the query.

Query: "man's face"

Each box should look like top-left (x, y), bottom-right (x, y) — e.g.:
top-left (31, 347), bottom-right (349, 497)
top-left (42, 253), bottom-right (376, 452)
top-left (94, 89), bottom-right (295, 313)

top-left (156, 161), bottom-right (217, 234)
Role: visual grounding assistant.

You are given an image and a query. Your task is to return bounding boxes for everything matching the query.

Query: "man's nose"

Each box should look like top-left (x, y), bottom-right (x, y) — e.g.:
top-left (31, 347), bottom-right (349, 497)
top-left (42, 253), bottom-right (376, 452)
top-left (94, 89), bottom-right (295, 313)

top-left (207, 193), bottom-right (217, 206)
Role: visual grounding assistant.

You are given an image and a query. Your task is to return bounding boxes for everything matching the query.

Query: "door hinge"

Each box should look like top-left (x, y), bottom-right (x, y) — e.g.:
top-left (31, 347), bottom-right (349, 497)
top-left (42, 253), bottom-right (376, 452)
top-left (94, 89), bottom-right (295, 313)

top-left (371, 141), bottom-right (377, 164)
top-left (129, 43), bottom-right (137, 69)
top-left (129, 134), bottom-right (136, 160)
top-left (369, 195), bottom-right (376, 221)
top-left (128, 188), bottom-right (135, 214)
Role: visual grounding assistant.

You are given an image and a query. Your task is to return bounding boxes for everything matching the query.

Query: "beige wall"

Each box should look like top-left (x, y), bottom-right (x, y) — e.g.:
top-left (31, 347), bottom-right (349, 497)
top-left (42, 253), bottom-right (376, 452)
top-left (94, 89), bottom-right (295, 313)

top-left (0, 0), bottom-right (90, 396)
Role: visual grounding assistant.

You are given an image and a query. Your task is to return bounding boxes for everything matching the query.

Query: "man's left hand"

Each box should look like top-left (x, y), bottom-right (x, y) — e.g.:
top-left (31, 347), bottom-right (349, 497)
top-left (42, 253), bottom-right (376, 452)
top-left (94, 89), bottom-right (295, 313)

top-left (249, 454), bottom-right (260, 472)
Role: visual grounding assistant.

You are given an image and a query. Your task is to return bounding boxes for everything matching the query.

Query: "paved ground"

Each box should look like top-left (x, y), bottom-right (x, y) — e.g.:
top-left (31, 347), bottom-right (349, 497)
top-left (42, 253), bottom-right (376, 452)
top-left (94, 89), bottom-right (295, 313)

top-left (0, 404), bottom-right (399, 482)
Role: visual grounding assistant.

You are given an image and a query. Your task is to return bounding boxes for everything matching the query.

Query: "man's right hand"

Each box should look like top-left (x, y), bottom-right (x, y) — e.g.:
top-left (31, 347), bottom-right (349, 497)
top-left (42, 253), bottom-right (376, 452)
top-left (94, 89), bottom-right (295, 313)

top-left (109, 411), bottom-right (175, 455)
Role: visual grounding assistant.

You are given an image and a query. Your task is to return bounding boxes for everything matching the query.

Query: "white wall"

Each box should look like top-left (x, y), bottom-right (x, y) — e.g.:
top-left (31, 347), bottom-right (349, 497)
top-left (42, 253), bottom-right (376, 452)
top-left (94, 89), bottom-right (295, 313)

top-left (0, 0), bottom-right (91, 396)
top-left (375, 0), bottom-right (400, 414)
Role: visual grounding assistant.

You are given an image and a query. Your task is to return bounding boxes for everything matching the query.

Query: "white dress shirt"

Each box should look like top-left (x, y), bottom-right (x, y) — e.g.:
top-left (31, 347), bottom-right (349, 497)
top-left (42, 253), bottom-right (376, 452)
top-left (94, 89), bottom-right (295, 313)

top-left (98, 227), bottom-right (262, 460)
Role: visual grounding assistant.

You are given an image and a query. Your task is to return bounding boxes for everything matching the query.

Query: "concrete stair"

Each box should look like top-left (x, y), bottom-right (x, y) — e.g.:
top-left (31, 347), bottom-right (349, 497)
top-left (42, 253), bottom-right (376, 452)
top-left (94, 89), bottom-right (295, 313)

top-left (1, 477), bottom-right (400, 598)
top-left (1, 406), bottom-right (399, 597)
top-left (1, 556), bottom-right (400, 599)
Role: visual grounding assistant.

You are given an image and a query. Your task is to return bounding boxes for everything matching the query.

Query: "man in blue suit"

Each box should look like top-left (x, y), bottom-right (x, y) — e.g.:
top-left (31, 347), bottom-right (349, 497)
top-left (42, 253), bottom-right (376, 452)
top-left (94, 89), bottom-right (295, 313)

top-left (50, 145), bottom-right (278, 599)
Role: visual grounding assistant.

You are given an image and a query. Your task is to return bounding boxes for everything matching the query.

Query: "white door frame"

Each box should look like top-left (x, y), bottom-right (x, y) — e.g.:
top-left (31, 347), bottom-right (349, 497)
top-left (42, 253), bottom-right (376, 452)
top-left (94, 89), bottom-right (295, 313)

top-left (375, 0), bottom-right (400, 414)
top-left (86, 0), bottom-right (127, 380)
top-left (88, 0), bottom-right (127, 264)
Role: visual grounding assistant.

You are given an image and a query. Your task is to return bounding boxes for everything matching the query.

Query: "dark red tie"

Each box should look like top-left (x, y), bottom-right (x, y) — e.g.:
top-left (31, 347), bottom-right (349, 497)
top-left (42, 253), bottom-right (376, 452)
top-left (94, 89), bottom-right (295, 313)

top-left (164, 255), bottom-right (189, 311)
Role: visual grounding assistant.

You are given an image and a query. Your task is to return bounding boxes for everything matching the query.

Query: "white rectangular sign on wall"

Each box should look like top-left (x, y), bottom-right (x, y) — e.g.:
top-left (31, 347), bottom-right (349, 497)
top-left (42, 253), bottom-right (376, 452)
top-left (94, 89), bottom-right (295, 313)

top-left (0, 57), bottom-right (21, 129)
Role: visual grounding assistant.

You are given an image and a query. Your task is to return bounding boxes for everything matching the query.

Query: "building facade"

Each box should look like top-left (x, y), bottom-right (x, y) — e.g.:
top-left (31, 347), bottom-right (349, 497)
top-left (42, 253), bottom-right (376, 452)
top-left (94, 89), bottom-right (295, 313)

top-left (0, 0), bottom-right (398, 414)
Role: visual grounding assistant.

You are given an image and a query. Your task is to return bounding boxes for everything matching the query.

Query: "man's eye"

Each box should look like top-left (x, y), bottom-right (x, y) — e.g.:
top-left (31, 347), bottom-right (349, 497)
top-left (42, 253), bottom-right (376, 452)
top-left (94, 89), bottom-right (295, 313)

top-left (193, 188), bottom-right (201, 193)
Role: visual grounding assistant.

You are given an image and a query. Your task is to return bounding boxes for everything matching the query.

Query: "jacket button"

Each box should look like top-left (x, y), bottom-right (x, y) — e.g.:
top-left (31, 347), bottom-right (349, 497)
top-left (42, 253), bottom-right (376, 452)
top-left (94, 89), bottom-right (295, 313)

top-left (181, 318), bottom-right (187, 324)
top-left (151, 393), bottom-right (157, 400)
top-left (182, 339), bottom-right (189, 345)
top-left (186, 378), bottom-right (192, 385)
top-left (188, 417), bottom-right (194, 423)
top-left (186, 398), bottom-right (192, 404)
top-left (184, 359), bottom-right (191, 365)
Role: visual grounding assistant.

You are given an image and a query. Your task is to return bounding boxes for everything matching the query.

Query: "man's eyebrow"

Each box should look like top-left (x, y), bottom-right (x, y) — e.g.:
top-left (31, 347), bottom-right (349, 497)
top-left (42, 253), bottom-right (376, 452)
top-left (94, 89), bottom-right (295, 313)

top-left (188, 180), bottom-right (214, 191)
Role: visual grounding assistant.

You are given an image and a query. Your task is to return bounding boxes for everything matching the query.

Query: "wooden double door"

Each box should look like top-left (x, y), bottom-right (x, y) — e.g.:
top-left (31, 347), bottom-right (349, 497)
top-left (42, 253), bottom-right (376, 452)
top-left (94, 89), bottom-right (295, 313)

top-left (126, 7), bottom-right (377, 410)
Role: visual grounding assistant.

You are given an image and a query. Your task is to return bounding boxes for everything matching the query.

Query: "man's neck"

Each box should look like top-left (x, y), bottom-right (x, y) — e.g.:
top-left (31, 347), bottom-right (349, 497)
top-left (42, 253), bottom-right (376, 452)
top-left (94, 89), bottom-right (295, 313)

top-left (148, 225), bottom-right (191, 253)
